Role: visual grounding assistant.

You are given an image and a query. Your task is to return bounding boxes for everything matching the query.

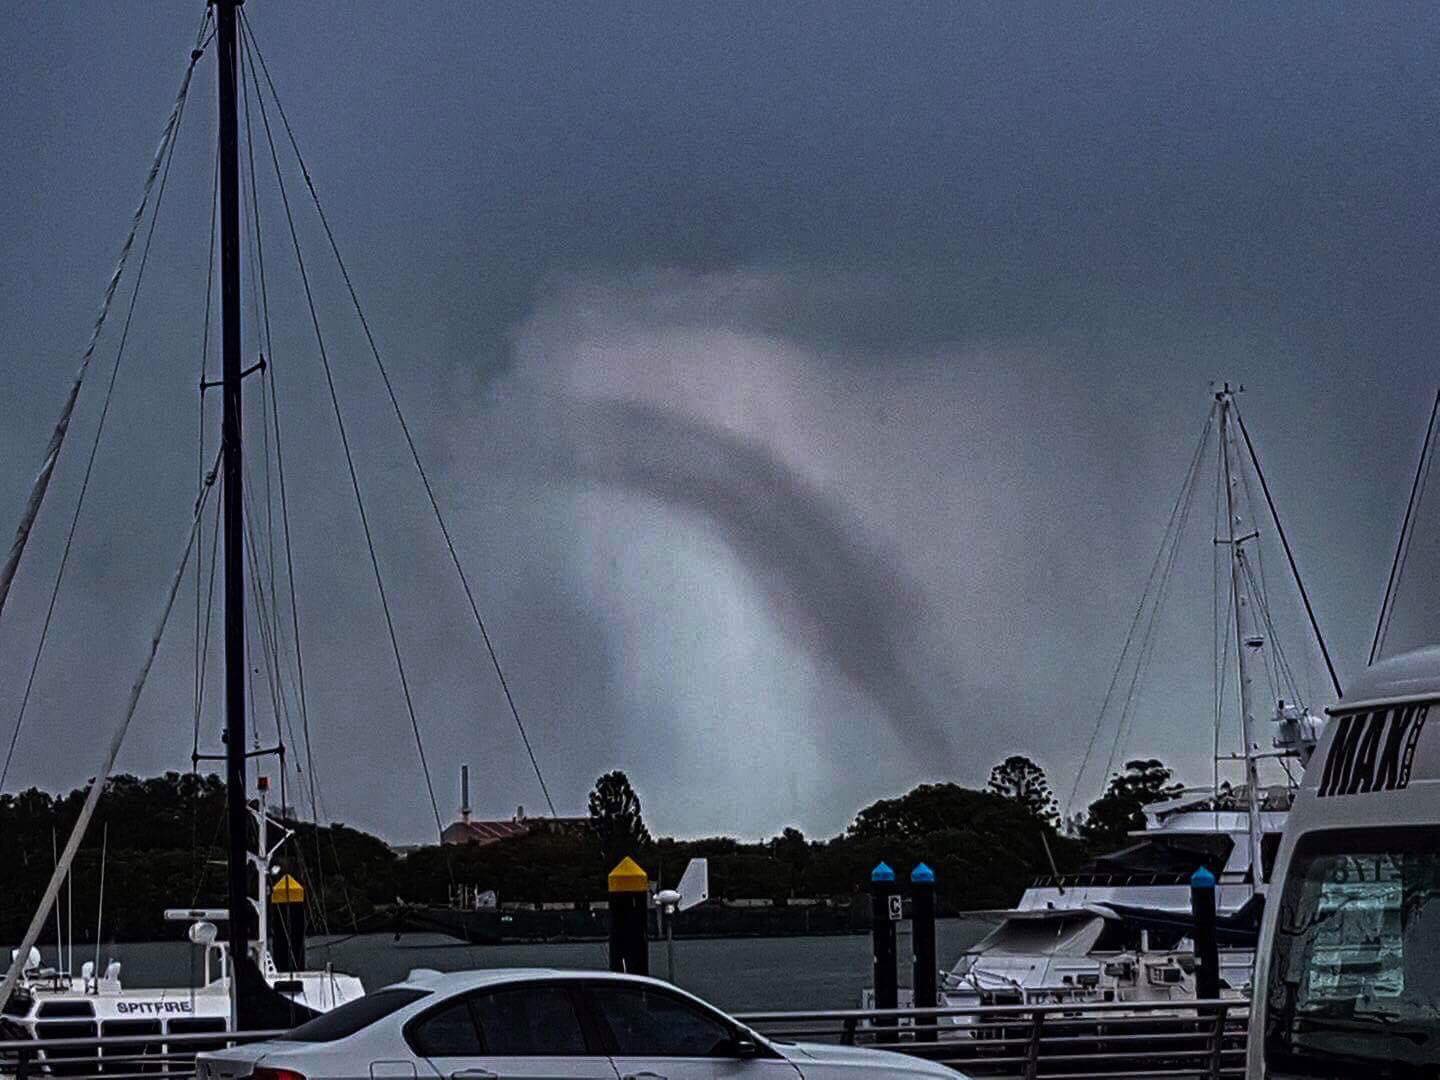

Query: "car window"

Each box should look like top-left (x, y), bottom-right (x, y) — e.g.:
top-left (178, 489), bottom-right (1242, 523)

top-left (286, 988), bottom-right (431, 1043)
top-left (470, 986), bottom-right (588, 1056)
top-left (589, 985), bottom-right (733, 1057)
top-left (409, 999), bottom-right (483, 1057)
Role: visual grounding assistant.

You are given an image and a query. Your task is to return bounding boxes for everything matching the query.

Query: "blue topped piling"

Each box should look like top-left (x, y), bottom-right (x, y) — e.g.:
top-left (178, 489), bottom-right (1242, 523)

top-left (870, 861), bottom-right (899, 1041)
top-left (1190, 865), bottom-right (1219, 1001)
top-left (910, 863), bottom-right (937, 1010)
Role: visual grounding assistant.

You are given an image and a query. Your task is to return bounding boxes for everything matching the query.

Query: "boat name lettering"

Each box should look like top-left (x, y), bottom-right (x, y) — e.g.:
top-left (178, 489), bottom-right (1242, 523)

top-left (1317, 703), bottom-right (1430, 798)
top-left (115, 1001), bottom-right (194, 1015)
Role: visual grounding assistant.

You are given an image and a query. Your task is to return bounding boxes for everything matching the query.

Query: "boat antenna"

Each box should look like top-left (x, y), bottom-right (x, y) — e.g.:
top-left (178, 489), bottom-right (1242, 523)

top-left (52, 830), bottom-right (63, 974)
top-left (213, 0), bottom-right (251, 1029)
top-left (1368, 388), bottom-right (1440, 666)
top-left (94, 822), bottom-right (109, 981)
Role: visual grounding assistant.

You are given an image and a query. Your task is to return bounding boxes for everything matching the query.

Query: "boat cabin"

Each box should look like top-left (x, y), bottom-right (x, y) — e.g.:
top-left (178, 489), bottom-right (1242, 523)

top-left (1249, 645), bottom-right (1440, 1078)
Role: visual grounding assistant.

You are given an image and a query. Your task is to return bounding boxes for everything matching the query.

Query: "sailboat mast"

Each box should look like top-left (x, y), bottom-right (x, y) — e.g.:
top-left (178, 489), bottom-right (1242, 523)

top-left (1217, 387), bottom-right (1265, 890)
top-left (214, 0), bottom-right (249, 1022)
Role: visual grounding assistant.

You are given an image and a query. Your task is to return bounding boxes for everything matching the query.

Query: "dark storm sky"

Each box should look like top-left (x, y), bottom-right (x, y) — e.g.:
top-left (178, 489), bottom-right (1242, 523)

top-left (2, 2), bottom-right (1439, 843)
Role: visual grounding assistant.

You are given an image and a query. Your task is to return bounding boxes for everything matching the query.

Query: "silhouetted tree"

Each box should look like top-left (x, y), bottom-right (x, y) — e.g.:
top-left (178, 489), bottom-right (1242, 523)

top-left (588, 770), bottom-right (650, 864)
top-left (987, 755), bottom-right (1059, 825)
top-left (769, 826), bottom-right (810, 893)
top-left (1080, 758), bottom-right (1182, 850)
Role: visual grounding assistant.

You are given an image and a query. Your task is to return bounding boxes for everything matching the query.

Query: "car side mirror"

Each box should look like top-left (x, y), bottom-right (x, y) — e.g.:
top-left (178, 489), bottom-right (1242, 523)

top-left (732, 1037), bottom-right (758, 1058)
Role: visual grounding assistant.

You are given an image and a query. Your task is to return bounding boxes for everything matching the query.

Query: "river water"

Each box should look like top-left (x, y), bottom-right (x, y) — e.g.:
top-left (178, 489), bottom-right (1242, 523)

top-left (78, 919), bottom-right (995, 1012)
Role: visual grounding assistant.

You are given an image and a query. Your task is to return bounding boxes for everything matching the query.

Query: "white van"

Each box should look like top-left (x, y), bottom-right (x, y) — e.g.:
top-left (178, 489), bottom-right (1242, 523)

top-left (1248, 645), bottom-right (1440, 1078)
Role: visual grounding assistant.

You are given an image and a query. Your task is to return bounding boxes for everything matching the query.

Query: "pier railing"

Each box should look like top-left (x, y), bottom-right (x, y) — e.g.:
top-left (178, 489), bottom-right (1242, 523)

top-left (0, 1028), bottom-right (283, 1080)
top-left (1, 1000), bottom-right (1247, 1080)
top-left (735, 998), bottom-right (1248, 1080)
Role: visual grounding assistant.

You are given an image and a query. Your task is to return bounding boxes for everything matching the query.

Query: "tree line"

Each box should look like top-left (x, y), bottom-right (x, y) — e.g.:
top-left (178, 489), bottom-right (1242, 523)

top-left (0, 755), bottom-right (1182, 942)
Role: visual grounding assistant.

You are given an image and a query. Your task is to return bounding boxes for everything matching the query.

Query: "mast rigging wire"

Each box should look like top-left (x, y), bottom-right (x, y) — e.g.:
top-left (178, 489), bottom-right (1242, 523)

top-left (0, 11), bottom-right (212, 630)
top-left (0, 448), bottom-right (223, 1014)
top-left (1232, 402), bottom-right (1343, 698)
top-left (0, 25), bottom-right (207, 794)
top-left (191, 492), bottom-right (225, 765)
top-left (242, 11), bottom-right (559, 818)
top-left (1103, 413), bottom-right (1210, 783)
top-left (1369, 389), bottom-right (1440, 666)
top-left (241, 31), bottom-right (447, 845)
top-left (241, 85), bottom-right (333, 903)
top-left (196, 143), bottom-right (220, 771)
top-left (1062, 406), bottom-right (1216, 821)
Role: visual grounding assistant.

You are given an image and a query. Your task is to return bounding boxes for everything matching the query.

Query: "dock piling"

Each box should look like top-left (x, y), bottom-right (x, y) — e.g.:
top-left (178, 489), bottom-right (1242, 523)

top-left (870, 861), bottom-right (898, 1042)
top-left (1190, 865), bottom-right (1219, 1001)
top-left (910, 862), bottom-right (936, 1010)
top-left (608, 856), bottom-right (650, 976)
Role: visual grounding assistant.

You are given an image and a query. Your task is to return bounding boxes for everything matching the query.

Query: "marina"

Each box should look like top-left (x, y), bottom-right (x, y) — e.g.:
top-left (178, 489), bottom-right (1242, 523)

top-left (5, 2), bottom-right (1440, 1078)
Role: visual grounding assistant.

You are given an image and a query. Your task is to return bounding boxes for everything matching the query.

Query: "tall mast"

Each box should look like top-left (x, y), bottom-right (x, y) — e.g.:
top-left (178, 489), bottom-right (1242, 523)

top-left (214, 0), bottom-right (249, 1024)
top-left (1217, 386), bottom-right (1265, 891)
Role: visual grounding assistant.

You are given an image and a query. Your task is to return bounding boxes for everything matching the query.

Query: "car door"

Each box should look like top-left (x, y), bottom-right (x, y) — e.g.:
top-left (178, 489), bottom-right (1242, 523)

top-left (406, 984), bottom-right (619, 1080)
top-left (583, 983), bottom-right (800, 1080)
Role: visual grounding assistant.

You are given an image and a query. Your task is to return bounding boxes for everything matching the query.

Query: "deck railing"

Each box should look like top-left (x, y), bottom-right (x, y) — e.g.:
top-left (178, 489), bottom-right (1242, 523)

top-left (0, 1000), bottom-right (1248, 1080)
top-left (733, 998), bottom-right (1249, 1080)
top-left (0, 1028), bottom-right (283, 1080)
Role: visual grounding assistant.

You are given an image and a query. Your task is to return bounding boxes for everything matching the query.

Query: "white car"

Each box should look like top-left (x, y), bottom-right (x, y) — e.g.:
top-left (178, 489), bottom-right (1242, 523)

top-left (196, 968), bottom-right (960, 1079)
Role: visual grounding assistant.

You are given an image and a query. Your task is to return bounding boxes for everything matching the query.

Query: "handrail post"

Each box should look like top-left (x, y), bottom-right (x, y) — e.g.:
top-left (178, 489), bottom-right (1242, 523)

top-left (1209, 1003), bottom-right (1228, 1080)
top-left (842, 1016), bottom-right (858, 1046)
top-left (15, 1045), bottom-right (29, 1080)
top-left (1024, 1009), bottom-right (1044, 1080)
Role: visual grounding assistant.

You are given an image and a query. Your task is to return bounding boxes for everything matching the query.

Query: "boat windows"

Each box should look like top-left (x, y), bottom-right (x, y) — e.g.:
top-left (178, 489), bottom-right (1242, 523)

top-left (33, 1020), bottom-right (98, 1077)
top-left (100, 1020), bottom-right (160, 1035)
top-left (285, 987), bottom-right (430, 1042)
top-left (99, 1019), bottom-right (163, 1072)
top-left (980, 916), bottom-right (1108, 955)
top-left (1264, 826), bottom-right (1440, 1077)
top-left (1086, 834), bottom-right (1235, 879)
top-left (166, 1018), bottom-right (227, 1033)
top-left (35, 1001), bottom-right (95, 1018)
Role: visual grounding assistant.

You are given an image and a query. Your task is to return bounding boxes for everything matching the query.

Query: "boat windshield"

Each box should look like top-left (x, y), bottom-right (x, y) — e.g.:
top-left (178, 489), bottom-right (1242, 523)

top-left (977, 915), bottom-right (1106, 956)
top-left (1264, 826), bottom-right (1440, 1078)
top-left (1088, 833), bottom-right (1234, 877)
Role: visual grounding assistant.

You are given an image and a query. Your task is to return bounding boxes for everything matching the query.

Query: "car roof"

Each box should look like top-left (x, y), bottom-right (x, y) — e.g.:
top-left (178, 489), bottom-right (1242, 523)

top-left (389, 968), bottom-right (691, 997)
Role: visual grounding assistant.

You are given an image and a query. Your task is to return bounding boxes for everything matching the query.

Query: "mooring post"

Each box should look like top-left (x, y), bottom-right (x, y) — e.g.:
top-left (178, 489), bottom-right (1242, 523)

top-left (608, 856), bottom-right (650, 976)
top-left (1191, 865), bottom-right (1219, 1002)
top-left (269, 873), bottom-right (307, 973)
top-left (910, 862), bottom-right (937, 1013)
top-left (871, 861), bottom-right (898, 1043)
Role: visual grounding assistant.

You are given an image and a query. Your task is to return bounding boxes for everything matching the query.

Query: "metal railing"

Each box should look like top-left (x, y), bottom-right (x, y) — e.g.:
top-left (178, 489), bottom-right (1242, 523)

top-left (0, 1028), bottom-right (284, 1080)
top-left (734, 999), bottom-right (1249, 1080)
top-left (0, 1001), bottom-right (1248, 1080)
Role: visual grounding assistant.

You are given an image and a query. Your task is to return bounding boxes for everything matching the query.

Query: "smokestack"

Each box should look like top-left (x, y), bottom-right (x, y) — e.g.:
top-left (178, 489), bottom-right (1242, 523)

top-left (461, 764), bottom-right (471, 824)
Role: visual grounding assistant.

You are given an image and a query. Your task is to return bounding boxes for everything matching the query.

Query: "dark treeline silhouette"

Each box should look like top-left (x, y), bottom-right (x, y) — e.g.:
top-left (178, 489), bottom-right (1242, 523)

top-left (0, 758), bottom-right (1177, 943)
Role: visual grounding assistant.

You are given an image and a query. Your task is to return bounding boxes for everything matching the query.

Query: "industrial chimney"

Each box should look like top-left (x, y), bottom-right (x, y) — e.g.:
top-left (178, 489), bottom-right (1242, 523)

top-left (460, 764), bottom-right (471, 824)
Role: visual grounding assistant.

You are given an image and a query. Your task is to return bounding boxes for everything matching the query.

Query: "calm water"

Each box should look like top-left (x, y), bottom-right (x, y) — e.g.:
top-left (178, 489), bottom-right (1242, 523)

top-left (81, 919), bottom-right (995, 1012)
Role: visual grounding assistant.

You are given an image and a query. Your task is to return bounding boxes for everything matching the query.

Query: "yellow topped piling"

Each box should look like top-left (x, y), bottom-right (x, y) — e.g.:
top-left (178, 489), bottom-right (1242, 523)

top-left (270, 873), bottom-right (305, 905)
top-left (607, 856), bottom-right (649, 893)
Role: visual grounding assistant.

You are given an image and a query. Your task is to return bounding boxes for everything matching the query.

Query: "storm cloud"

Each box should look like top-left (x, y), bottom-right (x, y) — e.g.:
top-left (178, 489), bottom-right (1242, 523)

top-left (3, 2), bottom-right (1440, 841)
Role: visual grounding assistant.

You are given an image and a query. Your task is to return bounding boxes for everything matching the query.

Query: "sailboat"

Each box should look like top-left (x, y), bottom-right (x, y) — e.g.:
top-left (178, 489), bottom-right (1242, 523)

top-left (863, 386), bottom-right (1338, 1020)
top-left (0, 0), bottom-right (471, 1044)
top-left (1, 777), bottom-right (364, 1044)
